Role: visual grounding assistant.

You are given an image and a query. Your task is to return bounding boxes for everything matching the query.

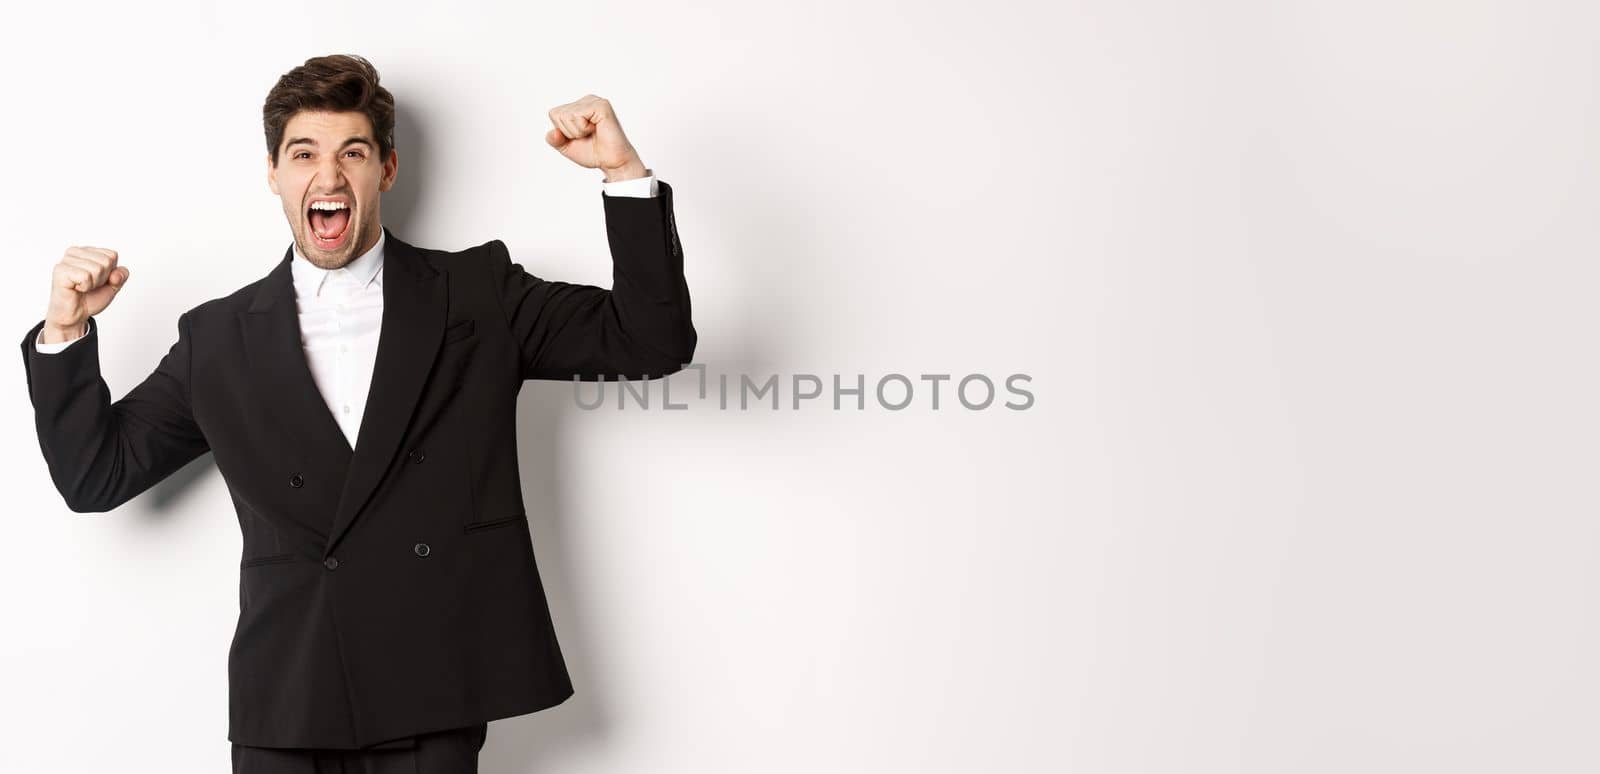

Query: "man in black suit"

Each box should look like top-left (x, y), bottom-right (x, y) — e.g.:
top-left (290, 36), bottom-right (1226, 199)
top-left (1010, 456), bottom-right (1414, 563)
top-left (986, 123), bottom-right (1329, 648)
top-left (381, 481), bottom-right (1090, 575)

top-left (19, 54), bottom-right (694, 773)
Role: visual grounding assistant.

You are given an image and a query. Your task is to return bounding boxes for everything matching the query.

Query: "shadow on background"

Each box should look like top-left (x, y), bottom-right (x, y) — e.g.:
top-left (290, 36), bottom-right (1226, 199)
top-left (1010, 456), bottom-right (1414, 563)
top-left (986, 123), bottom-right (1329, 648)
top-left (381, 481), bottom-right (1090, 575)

top-left (481, 99), bottom-right (803, 772)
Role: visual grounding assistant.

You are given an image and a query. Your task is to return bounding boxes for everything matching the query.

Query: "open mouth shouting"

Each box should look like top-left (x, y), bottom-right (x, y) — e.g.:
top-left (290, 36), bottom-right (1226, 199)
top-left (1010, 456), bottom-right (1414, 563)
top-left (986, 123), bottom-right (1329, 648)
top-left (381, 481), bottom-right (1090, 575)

top-left (306, 197), bottom-right (354, 250)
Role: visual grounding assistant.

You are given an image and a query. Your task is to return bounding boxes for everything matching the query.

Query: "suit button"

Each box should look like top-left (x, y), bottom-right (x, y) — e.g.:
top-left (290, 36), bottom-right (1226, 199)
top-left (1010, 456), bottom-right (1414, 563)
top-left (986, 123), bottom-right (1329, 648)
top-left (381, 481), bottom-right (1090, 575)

top-left (414, 542), bottom-right (431, 557)
top-left (407, 449), bottom-right (425, 464)
top-left (323, 556), bottom-right (339, 570)
top-left (289, 473), bottom-right (304, 488)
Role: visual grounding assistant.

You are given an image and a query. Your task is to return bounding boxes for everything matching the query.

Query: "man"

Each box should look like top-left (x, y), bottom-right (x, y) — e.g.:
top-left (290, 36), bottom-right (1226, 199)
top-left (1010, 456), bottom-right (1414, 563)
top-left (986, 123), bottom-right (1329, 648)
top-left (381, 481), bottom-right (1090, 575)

top-left (19, 54), bottom-right (695, 773)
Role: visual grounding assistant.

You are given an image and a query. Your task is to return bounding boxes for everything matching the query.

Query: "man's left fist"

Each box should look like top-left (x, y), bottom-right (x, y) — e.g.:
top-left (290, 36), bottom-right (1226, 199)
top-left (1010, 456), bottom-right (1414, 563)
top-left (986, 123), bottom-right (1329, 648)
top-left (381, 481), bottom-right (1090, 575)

top-left (545, 95), bottom-right (648, 182)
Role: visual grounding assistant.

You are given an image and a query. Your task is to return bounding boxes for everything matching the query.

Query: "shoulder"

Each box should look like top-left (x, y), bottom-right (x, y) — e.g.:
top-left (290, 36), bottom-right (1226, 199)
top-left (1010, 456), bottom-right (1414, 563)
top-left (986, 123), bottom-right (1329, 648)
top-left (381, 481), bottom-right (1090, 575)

top-left (405, 238), bottom-right (506, 274)
top-left (183, 278), bottom-right (261, 326)
top-left (179, 237), bottom-right (510, 327)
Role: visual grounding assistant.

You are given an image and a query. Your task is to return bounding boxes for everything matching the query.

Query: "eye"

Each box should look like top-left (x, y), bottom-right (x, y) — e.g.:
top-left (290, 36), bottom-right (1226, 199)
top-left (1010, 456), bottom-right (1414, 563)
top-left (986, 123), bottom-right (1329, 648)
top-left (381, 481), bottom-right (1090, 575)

top-left (345, 150), bottom-right (364, 159)
top-left (293, 151), bottom-right (310, 160)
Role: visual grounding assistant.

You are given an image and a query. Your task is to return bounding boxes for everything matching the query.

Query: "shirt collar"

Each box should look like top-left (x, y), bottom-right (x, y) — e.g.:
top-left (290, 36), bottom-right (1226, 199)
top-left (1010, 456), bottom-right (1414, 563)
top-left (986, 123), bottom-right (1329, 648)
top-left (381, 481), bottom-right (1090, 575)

top-left (290, 227), bottom-right (386, 298)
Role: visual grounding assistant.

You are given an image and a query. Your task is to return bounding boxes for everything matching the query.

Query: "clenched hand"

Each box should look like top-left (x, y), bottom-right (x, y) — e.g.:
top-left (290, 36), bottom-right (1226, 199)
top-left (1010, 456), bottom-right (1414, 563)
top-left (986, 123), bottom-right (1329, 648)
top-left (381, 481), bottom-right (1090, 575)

top-left (42, 246), bottom-right (129, 343)
top-left (544, 95), bottom-right (649, 182)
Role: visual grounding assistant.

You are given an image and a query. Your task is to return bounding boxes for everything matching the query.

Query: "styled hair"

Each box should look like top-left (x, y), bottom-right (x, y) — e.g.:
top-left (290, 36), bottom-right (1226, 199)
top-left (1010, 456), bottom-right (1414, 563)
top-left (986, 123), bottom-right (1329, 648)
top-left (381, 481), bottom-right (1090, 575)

top-left (263, 54), bottom-right (395, 166)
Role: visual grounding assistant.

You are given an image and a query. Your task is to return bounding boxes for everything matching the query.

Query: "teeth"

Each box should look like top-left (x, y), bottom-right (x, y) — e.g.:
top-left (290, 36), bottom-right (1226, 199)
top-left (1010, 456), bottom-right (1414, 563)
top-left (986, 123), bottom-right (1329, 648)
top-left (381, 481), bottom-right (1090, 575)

top-left (309, 201), bottom-right (350, 211)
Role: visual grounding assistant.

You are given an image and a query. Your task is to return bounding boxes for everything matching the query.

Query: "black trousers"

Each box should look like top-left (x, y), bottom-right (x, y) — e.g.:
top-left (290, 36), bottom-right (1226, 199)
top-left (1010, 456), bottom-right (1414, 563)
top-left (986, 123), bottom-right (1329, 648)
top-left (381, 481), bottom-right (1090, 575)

top-left (231, 723), bottom-right (489, 774)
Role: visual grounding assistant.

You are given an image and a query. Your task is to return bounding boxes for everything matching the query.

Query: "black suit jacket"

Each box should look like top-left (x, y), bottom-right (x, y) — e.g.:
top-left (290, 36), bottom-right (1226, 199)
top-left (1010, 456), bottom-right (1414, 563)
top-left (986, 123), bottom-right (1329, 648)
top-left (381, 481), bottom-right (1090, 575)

top-left (19, 181), bottom-right (694, 749)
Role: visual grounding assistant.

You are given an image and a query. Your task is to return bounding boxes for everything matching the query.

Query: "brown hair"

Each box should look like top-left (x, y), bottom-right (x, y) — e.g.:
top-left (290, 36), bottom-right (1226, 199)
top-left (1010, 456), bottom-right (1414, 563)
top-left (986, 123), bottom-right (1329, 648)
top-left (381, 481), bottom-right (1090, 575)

top-left (263, 54), bottom-right (395, 166)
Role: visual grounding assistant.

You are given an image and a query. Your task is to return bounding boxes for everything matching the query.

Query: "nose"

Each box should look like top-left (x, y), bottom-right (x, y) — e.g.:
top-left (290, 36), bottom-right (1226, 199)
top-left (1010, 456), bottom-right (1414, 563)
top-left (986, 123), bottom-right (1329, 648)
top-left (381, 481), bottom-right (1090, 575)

top-left (311, 157), bottom-right (347, 195)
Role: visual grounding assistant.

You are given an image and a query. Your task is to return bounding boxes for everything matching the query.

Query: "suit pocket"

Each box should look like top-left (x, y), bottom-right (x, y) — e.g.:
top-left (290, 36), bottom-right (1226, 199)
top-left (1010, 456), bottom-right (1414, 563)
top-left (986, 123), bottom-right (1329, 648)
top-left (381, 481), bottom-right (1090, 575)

top-left (463, 512), bottom-right (528, 534)
top-left (443, 319), bottom-right (476, 344)
top-left (240, 553), bottom-right (296, 568)
top-left (438, 321), bottom-right (478, 385)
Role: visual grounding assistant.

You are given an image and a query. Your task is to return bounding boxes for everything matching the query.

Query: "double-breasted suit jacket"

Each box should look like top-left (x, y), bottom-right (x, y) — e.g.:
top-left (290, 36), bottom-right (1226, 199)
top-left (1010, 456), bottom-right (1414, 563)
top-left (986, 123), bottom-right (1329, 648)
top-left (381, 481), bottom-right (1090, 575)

top-left (19, 181), bottom-right (695, 749)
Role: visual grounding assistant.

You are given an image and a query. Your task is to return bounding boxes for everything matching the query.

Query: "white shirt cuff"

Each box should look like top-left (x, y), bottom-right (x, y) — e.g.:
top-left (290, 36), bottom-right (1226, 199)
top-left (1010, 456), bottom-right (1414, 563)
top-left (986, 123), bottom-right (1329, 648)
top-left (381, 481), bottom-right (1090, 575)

top-left (601, 168), bottom-right (658, 198)
top-left (35, 321), bottom-right (88, 353)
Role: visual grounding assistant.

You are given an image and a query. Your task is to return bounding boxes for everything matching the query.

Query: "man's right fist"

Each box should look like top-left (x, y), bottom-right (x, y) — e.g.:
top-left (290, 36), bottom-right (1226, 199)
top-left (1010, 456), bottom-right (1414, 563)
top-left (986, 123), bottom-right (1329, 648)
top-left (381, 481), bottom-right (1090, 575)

top-left (42, 246), bottom-right (130, 344)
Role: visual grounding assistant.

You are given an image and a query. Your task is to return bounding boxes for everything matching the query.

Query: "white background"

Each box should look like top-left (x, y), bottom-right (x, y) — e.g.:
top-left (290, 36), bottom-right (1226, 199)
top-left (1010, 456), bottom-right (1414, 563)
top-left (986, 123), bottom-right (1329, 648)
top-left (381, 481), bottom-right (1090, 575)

top-left (1, 1), bottom-right (1593, 772)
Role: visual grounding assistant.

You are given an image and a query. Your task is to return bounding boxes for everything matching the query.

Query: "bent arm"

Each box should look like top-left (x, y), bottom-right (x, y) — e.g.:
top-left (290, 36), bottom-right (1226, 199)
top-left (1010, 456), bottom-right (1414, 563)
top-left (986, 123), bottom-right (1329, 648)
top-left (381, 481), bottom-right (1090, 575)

top-left (490, 179), bottom-right (696, 381)
top-left (19, 314), bottom-right (210, 513)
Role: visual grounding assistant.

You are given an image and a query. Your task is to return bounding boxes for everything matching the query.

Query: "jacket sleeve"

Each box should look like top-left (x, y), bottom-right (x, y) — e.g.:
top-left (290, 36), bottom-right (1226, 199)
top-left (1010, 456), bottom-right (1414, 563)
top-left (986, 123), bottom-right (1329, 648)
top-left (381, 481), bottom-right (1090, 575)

top-left (488, 179), bottom-right (696, 382)
top-left (19, 313), bottom-right (210, 513)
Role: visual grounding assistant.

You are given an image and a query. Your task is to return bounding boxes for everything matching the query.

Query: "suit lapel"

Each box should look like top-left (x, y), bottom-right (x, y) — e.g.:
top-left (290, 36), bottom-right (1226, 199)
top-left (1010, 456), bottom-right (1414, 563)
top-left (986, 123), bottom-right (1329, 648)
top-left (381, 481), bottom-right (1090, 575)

top-left (238, 227), bottom-right (448, 555)
top-left (325, 228), bottom-right (448, 557)
top-left (239, 246), bottom-right (355, 467)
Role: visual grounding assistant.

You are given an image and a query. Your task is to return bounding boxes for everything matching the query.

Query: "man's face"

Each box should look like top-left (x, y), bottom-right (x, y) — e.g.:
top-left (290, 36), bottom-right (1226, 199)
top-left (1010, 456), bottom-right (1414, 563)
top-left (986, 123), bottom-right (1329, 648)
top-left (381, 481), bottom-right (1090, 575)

top-left (267, 109), bottom-right (397, 269)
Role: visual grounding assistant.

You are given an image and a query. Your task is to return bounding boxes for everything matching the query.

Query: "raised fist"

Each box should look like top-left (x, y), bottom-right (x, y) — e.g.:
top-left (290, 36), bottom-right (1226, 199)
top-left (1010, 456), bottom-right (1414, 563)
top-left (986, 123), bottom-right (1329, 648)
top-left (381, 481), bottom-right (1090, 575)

top-left (43, 246), bottom-right (130, 342)
top-left (544, 95), bottom-right (648, 182)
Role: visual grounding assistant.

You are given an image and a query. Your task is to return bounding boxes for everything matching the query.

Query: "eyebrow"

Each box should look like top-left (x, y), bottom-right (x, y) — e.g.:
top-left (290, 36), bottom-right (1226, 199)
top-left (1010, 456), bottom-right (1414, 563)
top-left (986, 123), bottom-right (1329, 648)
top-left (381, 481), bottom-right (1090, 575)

top-left (284, 135), bottom-right (374, 153)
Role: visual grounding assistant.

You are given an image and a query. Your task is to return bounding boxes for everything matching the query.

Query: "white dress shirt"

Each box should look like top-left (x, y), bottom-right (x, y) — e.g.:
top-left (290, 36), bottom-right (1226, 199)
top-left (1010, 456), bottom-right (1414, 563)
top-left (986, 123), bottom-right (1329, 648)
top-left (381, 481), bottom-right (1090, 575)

top-left (35, 171), bottom-right (661, 450)
top-left (292, 226), bottom-right (385, 449)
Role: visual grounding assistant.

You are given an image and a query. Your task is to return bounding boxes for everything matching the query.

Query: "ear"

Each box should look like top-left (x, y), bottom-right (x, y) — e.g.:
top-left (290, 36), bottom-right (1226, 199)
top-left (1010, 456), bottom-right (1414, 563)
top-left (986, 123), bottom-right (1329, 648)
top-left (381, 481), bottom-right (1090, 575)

top-left (267, 152), bottom-right (279, 195)
top-left (379, 148), bottom-right (399, 193)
